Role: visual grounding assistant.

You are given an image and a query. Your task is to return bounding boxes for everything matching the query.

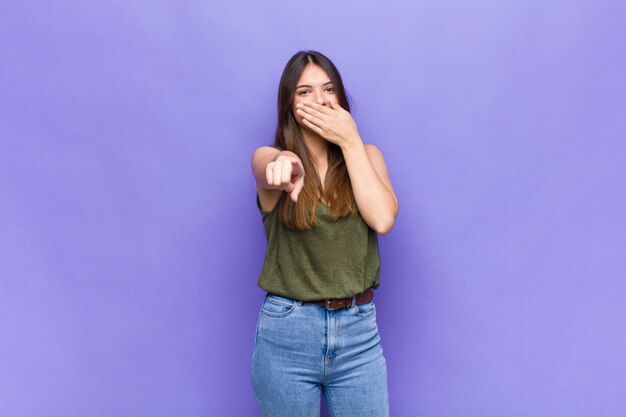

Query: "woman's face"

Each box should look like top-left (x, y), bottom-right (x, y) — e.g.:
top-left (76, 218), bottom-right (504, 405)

top-left (292, 63), bottom-right (338, 128)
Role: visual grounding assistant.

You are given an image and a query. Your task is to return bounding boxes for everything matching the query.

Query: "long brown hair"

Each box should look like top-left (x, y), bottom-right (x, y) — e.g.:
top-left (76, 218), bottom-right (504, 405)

top-left (274, 50), bottom-right (357, 230)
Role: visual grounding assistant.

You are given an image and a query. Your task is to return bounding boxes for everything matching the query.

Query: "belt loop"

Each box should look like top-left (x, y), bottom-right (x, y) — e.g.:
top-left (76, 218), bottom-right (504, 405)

top-left (351, 295), bottom-right (356, 308)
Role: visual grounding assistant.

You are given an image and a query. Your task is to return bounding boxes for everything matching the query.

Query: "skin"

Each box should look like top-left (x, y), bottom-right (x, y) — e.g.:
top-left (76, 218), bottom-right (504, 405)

top-left (251, 63), bottom-right (398, 234)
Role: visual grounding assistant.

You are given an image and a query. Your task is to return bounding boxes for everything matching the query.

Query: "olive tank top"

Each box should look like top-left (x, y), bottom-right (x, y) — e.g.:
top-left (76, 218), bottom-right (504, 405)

top-left (256, 194), bottom-right (380, 301)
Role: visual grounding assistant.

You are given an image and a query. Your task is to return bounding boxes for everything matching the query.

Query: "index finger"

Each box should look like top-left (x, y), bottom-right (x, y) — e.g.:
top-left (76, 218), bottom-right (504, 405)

top-left (306, 102), bottom-right (334, 115)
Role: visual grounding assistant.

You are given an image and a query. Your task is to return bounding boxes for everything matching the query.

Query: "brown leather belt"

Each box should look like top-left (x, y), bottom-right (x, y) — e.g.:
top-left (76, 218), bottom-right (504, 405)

top-left (307, 288), bottom-right (374, 311)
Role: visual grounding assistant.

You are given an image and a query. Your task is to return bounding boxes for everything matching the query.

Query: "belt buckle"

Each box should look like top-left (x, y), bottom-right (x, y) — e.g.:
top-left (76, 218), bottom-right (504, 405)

top-left (325, 299), bottom-right (336, 311)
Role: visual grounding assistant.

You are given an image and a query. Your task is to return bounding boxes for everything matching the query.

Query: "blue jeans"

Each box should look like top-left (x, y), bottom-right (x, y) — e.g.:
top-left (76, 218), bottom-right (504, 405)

top-left (250, 293), bottom-right (389, 417)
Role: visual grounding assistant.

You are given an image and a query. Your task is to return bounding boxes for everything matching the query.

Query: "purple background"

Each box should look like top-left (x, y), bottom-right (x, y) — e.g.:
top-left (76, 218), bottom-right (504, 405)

top-left (1, 0), bottom-right (625, 416)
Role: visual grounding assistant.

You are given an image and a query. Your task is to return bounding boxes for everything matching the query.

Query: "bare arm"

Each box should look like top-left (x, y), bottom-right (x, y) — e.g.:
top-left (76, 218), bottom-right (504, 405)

top-left (341, 141), bottom-right (398, 234)
top-left (295, 101), bottom-right (399, 234)
top-left (251, 146), bottom-right (305, 208)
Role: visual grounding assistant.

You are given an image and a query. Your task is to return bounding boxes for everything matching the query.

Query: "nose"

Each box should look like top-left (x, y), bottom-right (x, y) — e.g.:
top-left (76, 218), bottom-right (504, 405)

top-left (313, 90), bottom-right (328, 106)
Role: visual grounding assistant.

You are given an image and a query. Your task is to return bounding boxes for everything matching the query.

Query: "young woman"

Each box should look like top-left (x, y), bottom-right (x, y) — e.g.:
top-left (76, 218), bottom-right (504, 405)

top-left (250, 50), bottom-right (398, 417)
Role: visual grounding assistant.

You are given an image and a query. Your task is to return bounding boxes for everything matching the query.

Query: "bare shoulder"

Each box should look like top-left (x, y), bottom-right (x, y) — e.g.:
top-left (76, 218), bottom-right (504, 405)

top-left (364, 143), bottom-right (388, 165)
top-left (251, 146), bottom-right (280, 174)
top-left (365, 143), bottom-right (386, 155)
top-left (365, 143), bottom-right (393, 176)
top-left (363, 143), bottom-right (397, 203)
top-left (252, 145), bottom-right (280, 161)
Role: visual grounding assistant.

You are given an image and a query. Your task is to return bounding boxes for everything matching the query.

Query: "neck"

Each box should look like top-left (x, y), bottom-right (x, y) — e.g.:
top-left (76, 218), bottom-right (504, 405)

top-left (301, 128), bottom-right (328, 166)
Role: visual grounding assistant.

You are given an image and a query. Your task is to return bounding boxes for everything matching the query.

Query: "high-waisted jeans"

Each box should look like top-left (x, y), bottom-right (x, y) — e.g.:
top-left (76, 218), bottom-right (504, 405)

top-left (250, 293), bottom-right (389, 417)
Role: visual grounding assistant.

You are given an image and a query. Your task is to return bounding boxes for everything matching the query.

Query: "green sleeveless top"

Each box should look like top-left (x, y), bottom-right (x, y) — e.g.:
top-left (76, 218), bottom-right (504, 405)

top-left (256, 194), bottom-right (380, 301)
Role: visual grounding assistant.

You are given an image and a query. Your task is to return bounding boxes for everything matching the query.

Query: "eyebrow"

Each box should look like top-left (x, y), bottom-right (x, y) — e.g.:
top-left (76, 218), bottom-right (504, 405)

top-left (295, 81), bottom-right (334, 89)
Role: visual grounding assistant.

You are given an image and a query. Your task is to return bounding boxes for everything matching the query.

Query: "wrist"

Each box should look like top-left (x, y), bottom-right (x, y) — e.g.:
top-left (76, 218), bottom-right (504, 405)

top-left (340, 134), bottom-right (364, 152)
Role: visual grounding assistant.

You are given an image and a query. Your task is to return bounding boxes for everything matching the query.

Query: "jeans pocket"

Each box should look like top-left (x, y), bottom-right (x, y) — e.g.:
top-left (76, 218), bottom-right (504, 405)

top-left (355, 300), bottom-right (376, 318)
top-left (261, 294), bottom-right (297, 318)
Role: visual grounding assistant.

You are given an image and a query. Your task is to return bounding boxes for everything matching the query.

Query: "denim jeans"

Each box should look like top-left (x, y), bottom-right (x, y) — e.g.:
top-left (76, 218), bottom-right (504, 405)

top-left (250, 293), bottom-right (389, 417)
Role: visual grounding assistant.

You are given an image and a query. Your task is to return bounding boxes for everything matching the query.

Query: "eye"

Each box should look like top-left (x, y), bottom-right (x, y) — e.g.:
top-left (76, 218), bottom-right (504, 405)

top-left (297, 90), bottom-right (310, 96)
top-left (325, 87), bottom-right (335, 93)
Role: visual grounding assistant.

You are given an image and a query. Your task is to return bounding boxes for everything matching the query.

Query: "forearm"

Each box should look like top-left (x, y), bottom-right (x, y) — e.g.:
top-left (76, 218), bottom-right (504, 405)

top-left (252, 147), bottom-right (299, 190)
top-left (341, 138), bottom-right (398, 234)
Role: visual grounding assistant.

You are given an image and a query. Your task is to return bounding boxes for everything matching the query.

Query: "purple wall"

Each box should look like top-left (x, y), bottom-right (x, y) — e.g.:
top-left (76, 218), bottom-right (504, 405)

top-left (1, 0), bottom-right (625, 416)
